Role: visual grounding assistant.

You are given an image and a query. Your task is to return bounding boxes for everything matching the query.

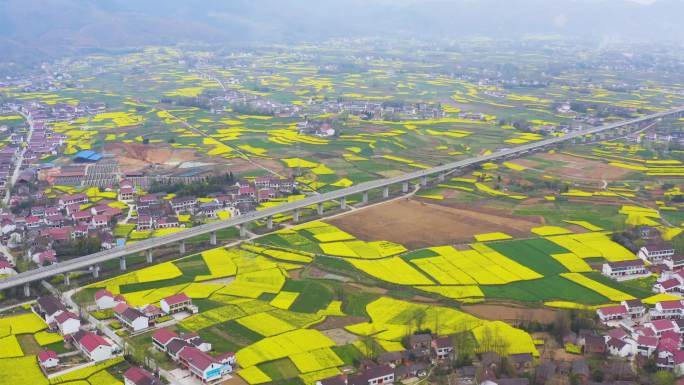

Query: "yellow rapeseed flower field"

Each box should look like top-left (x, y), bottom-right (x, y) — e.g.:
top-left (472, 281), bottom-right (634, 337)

top-left (561, 273), bottom-right (635, 301)
top-left (237, 329), bottom-right (336, 368)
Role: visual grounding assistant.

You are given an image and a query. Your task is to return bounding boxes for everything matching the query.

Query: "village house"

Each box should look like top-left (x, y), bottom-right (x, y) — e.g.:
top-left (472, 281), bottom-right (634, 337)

top-left (90, 214), bottom-right (110, 229)
top-left (152, 328), bottom-right (212, 354)
top-left (0, 260), bottom-right (16, 276)
top-left (72, 330), bottom-right (115, 362)
top-left (32, 249), bottom-right (57, 266)
top-left (94, 289), bottom-right (125, 310)
top-left (113, 303), bottom-right (149, 332)
top-left (583, 334), bottom-right (607, 354)
top-left (650, 301), bottom-right (684, 320)
top-left (72, 210), bottom-right (93, 223)
top-left (118, 183), bottom-right (135, 201)
top-left (58, 193), bottom-right (88, 208)
top-left (137, 194), bottom-right (161, 210)
top-left (182, 333), bottom-right (212, 352)
top-left (35, 295), bottom-right (66, 324)
top-left (55, 311), bottom-right (80, 335)
top-left (37, 350), bottom-right (59, 370)
top-left (665, 255), bottom-right (684, 271)
top-left (606, 337), bottom-right (633, 357)
top-left (602, 260), bottom-right (650, 281)
top-left (377, 351), bottom-right (405, 367)
top-left (636, 335), bottom-right (658, 356)
top-left (638, 241), bottom-right (676, 263)
top-left (348, 365), bottom-right (395, 385)
top-left (622, 299), bottom-right (646, 319)
top-left (167, 339), bottom-right (192, 361)
top-left (508, 353), bottom-right (534, 372)
top-left (160, 293), bottom-right (197, 315)
top-left (156, 216), bottom-right (181, 229)
top-left (644, 319), bottom-right (677, 337)
top-left (72, 224), bottom-right (89, 239)
top-left (169, 196), bottom-right (197, 214)
top-left (597, 305), bottom-right (628, 322)
top-left (431, 336), bottom-right (454, 360)
top-left (178, 347), bottom-right (235, 384)
top-left (152, 328), bottom-right (179, 353)
top-left (136, 215), bottom-right (154, 231)
top-left (123, 366), bottom-right (163, 385)
top-left (654, 277), bottom-right (683, 294)
top-left (317, 375), bottom-right (348, 385)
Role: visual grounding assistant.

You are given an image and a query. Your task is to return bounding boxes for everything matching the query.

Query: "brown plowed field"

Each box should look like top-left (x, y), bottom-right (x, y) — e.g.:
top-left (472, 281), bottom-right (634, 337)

top-left (462, 303), bottom-right (557, 323)
top-left (517, 152), bottom-right (631, 181)
top-left (328, 198), bottom-right (543, 248)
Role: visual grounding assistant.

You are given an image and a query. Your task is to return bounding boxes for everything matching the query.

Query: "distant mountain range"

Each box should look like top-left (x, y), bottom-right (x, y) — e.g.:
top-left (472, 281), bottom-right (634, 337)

top-left (0, 0), bottom-right (682, 65)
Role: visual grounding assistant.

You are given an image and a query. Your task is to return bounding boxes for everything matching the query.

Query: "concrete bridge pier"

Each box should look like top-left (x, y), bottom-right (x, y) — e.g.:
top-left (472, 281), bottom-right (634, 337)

top-left (402, 182), bottom-right (409, 193)
top-left (146, 250), bottom-right (153, 264)
top-left (293, 209), bottom-right (300, 223)
top-left (92, 265), bottom-right (100, 278)
top-left (239, 224), bottom-right (248, 238)
top-left (23, 283), bottom-right (30, 297)
top-left (362, 192), bottom-right (368, 204)
top-left (267, 216), bottom-right (274, 230)
top-left (340, 197), bottom-right (347, 210)
top-left (438, 173), bottom-right (445, 182)
top-left (382, 186), bottom-right (389, 199)
top-left (421, 176), bottom-right (428, 186)
top-left (180, 241), bottom-right (186, 255)
top-left (64, 273), bottom-right (70, 286)
top-left (317, 203), bottom-right (324, 216)
top-left (210, 231), bottom-right (217, 246)
top-left (119, 257), bottom-right (126, 271)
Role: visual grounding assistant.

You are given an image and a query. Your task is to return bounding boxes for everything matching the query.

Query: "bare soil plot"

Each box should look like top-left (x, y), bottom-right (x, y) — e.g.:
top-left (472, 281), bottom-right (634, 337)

top-left (320, 328), bottom-right (359, 345)
top-left (108, 143), bottom-right (197, 169)
top-left (463, 303), bottom-right (557, 323)
top-left (328, 198), bottom-right (543, 248)
top-left (525, 152), bottom-right (631, 181)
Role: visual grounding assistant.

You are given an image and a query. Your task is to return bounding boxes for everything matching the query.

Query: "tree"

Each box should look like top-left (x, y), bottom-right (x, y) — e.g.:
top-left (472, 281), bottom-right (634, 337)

top-left (451, 328), bottom-right (476, 368)
top-left (359, 334), bottom-right (381, 360)
top-left (652, 370), bottom-right (676, 385)
top-left (591, 368), bottom-right (605, 382)
top-left (551, 310), bottom-right (571, 343)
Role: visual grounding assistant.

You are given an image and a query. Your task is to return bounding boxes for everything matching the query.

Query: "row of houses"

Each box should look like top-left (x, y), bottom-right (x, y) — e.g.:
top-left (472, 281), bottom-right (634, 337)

top-left (34, 295), bottom-right (117, 369)
top-left (152, 328), bottom-right (235, 384)
top-left (602, 320), bottom-right (684, 371)
top-left (96, 289), bottom-right (198, 332)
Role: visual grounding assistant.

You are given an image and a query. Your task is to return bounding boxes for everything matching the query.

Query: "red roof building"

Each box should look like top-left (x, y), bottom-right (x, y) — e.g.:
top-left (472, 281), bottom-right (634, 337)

top-left (124, 366), bottom-right (163, 385)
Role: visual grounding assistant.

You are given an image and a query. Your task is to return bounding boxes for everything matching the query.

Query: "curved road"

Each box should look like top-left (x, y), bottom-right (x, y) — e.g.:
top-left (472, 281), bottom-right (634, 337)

top-left (1, 106), bottom-right (683, 291)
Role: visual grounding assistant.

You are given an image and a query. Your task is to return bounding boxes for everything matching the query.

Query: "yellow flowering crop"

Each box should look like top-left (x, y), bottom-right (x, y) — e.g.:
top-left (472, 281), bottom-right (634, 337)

top-left (348, 257), bottom-right (433, 285)
top-left (551, 253), bottom-right (592, 273)
top-left (237, 329), bottom-right (336, 368)
top-left (269, 291), bottom-right (300, 310)
top-left (561, 273), bottom-right (634, 301)
top-left (290, 347), bottom-right (344, 373)
top-left (237, 312), bottom-right (296, 337)
top-left (0, 335), bottom-right (23, 358)
top-left (239, 366), bottom-right (272, 384)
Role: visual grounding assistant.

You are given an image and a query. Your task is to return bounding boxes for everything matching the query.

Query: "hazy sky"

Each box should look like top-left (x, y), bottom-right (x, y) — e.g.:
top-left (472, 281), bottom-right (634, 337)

top-left (1, 0), bottom-right (682, 65)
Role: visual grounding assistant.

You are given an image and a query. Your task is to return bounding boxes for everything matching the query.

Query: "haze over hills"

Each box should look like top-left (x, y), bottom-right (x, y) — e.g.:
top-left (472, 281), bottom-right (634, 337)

top-left (1, 0), bottom-right (683, 64)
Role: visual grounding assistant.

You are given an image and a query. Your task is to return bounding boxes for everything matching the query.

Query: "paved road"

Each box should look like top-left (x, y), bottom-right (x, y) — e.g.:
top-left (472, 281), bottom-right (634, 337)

top-left (1, 107), bottom-right (683, 291)
top-left (3, 111), bottom-right (34, 205)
